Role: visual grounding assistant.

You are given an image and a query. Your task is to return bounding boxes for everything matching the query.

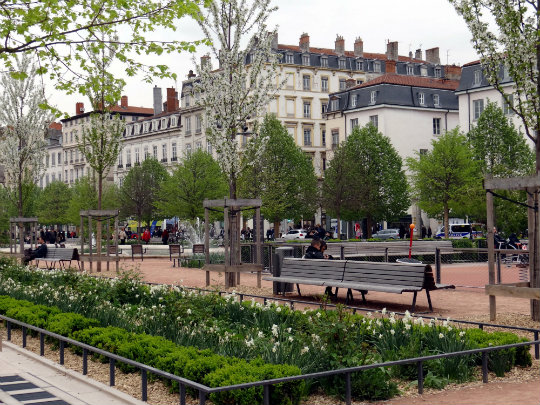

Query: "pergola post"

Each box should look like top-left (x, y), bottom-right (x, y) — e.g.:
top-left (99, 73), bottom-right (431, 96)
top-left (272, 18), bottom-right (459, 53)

top-left (486, 186), bottom-right (496, 321)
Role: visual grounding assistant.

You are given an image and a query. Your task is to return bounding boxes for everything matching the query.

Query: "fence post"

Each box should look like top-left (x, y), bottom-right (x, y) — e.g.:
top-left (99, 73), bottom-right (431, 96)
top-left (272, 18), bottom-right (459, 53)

top-left (535, 331), bottom-right (539, 359)
top-left (22, 326), bottom-right (27, 348)
top-left (263, 385), bottom-right (270, 405)
top-left (7, 321), bottom-right (11, 341)
top-left (435, 248), bottom-right (441, 284)
top-left (482, 352), bottom-right (488, 383)
top-left (340, 245), bottom-right (345, 260)
top-left (384, 247), bottom-right (388, 262)
top-left (59, 340), bottom-right (64, 365)
top-left (141, 369), bottom-right (147, 402)
top-left (109, 358), bottom-right (115, 386)
top-left (345, 372), bottom-right (352, 405)
top-left (39, 332), bottom-right (44, 356)
top-left (496, 252), bottom-right (501, 284)
top-left (180, 384), bottom-right (186, 405)
top-left (83, 349), bottom-right (88, 375)
top-left (417, 361), bottom-right (424, 394)
top-left (199, 391), bottom-right (206, 405)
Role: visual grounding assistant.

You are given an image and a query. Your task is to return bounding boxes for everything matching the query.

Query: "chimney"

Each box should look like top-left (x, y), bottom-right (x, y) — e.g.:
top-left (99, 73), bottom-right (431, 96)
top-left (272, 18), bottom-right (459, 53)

top-left (409, 51), bottom-right (413, 59)
top-left (354, 37), bottom-right (363, 57)
top-left (335, 35), bottom-right (345, 56)
top-left (426, 47), bottom-right (440, 64)
top-left (386, 41), bottom-right (398, 61)
top-left (201, 54), bottom-right (211, 71)
top-left (445, 65), bottom-right (462, 80)
top-left (166, 87), bottom-right (178, 113)
top-left (153, 86), bottom-right (162, 115)
top-left (415, 48), bottom-right (422, 60)
top-left (75, 102), bottom-right (85, 115)
top-left (187, 69), bottom-right (196, 79)
top-left (299, 33), bottom-right (310, 53)
top-left (346, 79), bottom-right (356, 89)
top-left (270, 31), bottom-right (278, 51)
top-left (386, 60), bottom-right (396, 74)
top-left (120, 95), bottom-right (128, 108)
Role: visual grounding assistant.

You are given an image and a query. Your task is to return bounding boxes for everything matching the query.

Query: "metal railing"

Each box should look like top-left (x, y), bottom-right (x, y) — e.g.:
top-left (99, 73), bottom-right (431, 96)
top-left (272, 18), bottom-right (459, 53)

top-left (1, 314), bottom-right (538, 405)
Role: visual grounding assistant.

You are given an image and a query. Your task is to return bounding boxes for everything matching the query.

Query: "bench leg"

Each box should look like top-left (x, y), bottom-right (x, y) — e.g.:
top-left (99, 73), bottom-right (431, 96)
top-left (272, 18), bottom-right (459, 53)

top-left (411, 291), bottom-right (418, 313)
top-left (360, 290), bottom-right (367, 304)
top-left (425, 290), bottom-right (433, 312)
top-left (346, 288), bottom-right (353, 304)
top-left (296, 284), bottom-right (301, 296)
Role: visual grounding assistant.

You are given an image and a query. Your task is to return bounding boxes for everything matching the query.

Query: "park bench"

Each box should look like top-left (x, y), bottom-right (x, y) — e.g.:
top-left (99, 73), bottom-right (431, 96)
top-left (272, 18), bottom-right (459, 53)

top-left (131, 244), bottom-right (146, 261)
top-left (263, 258), bottom-right (455, 312)
top-left (169, 244), bottom-right (184, 267)
top-left (35, 245), bottom-right (80, 270)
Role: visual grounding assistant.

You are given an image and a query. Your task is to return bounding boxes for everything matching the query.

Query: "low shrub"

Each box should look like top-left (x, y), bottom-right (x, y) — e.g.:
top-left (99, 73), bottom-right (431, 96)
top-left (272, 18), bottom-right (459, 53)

top-left (46, 313), bottom-right (100, 338)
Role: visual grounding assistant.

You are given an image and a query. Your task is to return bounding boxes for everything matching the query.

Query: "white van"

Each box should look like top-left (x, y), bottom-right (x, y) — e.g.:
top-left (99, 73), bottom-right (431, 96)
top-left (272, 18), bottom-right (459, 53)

top-left (435, 223), bottom-right (472, 239)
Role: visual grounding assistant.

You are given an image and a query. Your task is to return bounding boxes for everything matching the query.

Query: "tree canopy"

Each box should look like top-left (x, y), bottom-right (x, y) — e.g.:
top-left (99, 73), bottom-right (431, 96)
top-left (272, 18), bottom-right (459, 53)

top-left (239, 114), bottom-right (318, 231)
top-left (35, 181), bottom-right (72, 226)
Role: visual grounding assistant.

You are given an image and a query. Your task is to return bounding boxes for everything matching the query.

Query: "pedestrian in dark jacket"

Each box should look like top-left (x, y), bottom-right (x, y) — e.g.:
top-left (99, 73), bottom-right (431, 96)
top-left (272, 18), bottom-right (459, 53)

top-left (162, 229), bottom-right (169, 245)
top-left (304, 239), bottom-right (324, 259)
top-left (23, 236), bottom-right (47, 265)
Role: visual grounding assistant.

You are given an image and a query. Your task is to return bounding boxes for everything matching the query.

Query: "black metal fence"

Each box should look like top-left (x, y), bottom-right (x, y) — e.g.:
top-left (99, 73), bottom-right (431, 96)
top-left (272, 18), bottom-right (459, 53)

top-left (2, 309), bottom-right (539, 405)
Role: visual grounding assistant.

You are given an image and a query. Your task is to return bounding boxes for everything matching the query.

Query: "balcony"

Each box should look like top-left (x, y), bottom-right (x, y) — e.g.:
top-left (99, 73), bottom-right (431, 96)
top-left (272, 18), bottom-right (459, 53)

top-left (171, 157), bottom-right (177, 162)
top-left (332, 142), bottom-right (339, 150)
top-left (117, 164), bottom-right (123, 168)
top-left (161, 158), bottom-right (168, 163)
top-left (125, 163), bottom-right (132, 168)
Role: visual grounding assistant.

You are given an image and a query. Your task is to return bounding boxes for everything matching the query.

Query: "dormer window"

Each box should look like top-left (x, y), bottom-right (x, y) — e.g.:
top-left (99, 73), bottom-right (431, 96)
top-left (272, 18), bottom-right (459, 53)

top-left (433, 94), bottom-right (440, 107)
top-left (302, 54), bottom-right (310, 66)
top-left (407, 64), bottom-right (414, 75)
top-left (185, 94), bottom-right (191, 107)
top-left (351, 95), bottom-right (357, 108)
top-left (171, 116), bottom-right (177, 127)
top-left (420, 65), bottom-right (428, 77)
top-left (374, 61), bottom-right (381, 73)
top-left (331, 99), bottom-right (339, 111)
top-left (355, 59), bottom-right (363, 71)
top-left (339, 58), bottom-right (346, 69)
top-left (418, 92), bottom-right (425, 106)
top-left (474, 69), bottom-right (482, 85)
top-left (161, 118), bottom-right (167, 129)
top-left (435, 67), bottom-right (442, 78)
top-left (143, 122), bottom-right (149, 133)
top-left (285, 53), bottom-right (294, 64)
top-left (321, 56), bottom-right (328, 67)
top-left (370, 90), bottom-right (377, 104)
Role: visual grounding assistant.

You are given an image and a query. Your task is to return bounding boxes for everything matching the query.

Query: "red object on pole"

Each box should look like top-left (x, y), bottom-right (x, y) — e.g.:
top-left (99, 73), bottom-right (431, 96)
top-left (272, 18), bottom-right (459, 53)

top-left (408, 223), bottom-right (415, 258)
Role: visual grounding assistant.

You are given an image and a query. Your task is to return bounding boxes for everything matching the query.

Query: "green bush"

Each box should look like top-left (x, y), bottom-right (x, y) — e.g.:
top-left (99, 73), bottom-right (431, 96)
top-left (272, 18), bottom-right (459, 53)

top-left (204, 359), bottom-right (304, 405)
top-left (46, 313), bottom-right (100, 338)
top-left (5, 304), bottom-right (60, 329)
top-left (351, 368), bottom-right (399, 400)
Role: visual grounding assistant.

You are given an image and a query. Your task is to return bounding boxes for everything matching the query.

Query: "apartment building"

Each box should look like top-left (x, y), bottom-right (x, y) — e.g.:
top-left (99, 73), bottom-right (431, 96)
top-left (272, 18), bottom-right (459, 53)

top-left (40, 123), bottom-right (63, 188)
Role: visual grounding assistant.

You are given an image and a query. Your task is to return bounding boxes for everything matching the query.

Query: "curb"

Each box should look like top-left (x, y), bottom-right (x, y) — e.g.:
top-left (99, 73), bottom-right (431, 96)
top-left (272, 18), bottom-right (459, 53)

top-left (2, 341), bottom-right (147, 405)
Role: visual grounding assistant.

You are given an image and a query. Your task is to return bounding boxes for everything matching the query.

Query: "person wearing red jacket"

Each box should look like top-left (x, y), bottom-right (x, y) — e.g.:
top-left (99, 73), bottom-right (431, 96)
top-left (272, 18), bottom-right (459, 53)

top-left (142, 228), bottom-right (151, 244)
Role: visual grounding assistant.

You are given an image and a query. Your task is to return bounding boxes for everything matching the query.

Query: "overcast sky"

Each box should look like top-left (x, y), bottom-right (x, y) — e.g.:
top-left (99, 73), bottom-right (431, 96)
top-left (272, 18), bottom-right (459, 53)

top-left (51, 0), bottom-right (479, 115)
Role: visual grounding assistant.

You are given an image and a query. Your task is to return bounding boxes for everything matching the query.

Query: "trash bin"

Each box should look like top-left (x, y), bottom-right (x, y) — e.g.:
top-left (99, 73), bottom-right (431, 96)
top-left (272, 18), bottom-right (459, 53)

top-left (272, 247), bottom-right (294, 295)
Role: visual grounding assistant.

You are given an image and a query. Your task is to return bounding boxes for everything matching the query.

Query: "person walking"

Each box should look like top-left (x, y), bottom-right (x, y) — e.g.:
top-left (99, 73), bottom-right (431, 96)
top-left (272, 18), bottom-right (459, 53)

top-left (119, 228), bottom-right (127, 245)
top-left (427, 227), bottom-right (432, 238)
top-left (161, 228), bottom-right (169, 245)
top-left (142, 228), bottom-right (151, 245)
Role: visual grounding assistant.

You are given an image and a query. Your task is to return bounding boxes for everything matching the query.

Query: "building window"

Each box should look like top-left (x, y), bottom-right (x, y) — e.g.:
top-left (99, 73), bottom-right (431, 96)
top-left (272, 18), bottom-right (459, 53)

top-left (473, 69), bottom-right (482, 85)
top-left (195, 115), bottom-right (202, 133)
top-left (473, 99), bottom-right (484, 120)
top-left (502, 94), bottom-right (514, 115)
top-left (162, 143), bottom-right (167, 161)
top-left (118, 153), bottom-right (123, 167)
top-left (331, 99), bottom-right (339, 111)
top-left (185, 117), bottom-right (191, 134)
top-left (433, 94), bottom-right (440, 107)
top-left (302, 54), bottom-right (310, 66)
top-left (135, 147), bottom-right (140, 164)
top-left (64, 151), bottom-right (68, 164)
top-left (286, 53), bottom-right (293, 64)
top-left (374, 61), bottom-right (381, 72)
top-left (369, 115), bottom-right (378, 128)
top-left (407, 65), bottom-right (414, 75)
top-left (143, 122), bottom-right (149, 133)
top-left (420, 149), bottom-right (428, 155)
top-left (303, 129), bottom-right (312, 146)
top-left (69, 169), bottom-right (73, 183)
top-left (207, 143), bottom-right (212, 154)
top-left (64, 170), bottom-right (67, 182)
top-left (45, 155), bottom-right (49, 167)
top-left (321, 77), bottom-right (328, 92)
top-left (51, 173), bottom-right (55, 182)
top-left (351, 95), bottom-right (357, 108)
top-left (185, 144), bottom-right (192, 155)
top-left (331, 130), bottom-right (339, 147)
top-left (356, 60), bottom-right (363, 70)
top-left (419, 92), bottom-right (425, 105)
top-left (339, 58), bottom-right (346, 69)
top-left (185, 94), bottom-right (190, 107)
top-left (171, 116), bottom-right (177, 127)
top-left (126, 149), bottom-right (131, 166)
top-left (303, 75), bottom-right (311, 90)
top-left (433, 118), bottom-right (441, 135)
top-left (370, 91), bottom-right (377, 104)
top-left (172, 142), bottom-right (177, 160)
top-left (144, 146), bottom-right (149, 159)
top-left (303, 101), bottom-right (311, 118)
top-left (57, 152), bottom-right (61, 165)
top-left (286, 72), bottom-right (294, 89)
top-left (196, 141), bottom-right (202, 149)
top-left (70, 150), bottom-right (73, 163)
top-left (153, 145), bottom-right (158, 159)
top-left (420, 66), bottom-right (428, 76)
top-left (321, 56), bottom-right (328, 67)
top-left (350, 118), bottom-right (358, 129)
top-left (435, 67), bottom-right (442, 78)
top-left (339, 79), bottom-right (346, 90)
top-left (322, 129), bottom-right (326, 147)
top-left (321, 102), bottom-right (328, 114)
top-left (51, 153), bottom-right (55, 167)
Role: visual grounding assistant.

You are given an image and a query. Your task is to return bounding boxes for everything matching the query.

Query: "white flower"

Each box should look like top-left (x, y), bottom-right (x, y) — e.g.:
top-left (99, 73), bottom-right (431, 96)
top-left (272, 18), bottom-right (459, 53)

top-left (245, 338), bottom-right (254, 347)
top-left (271, 324), bottom-right (279, 337)
top-left (288, 336), bottom-right (294, 342)
top-left (390, 329), bottom-right (395, 335)
top-left (378, 334), bottom-right (383, 339)
top-left (276, 306), bottom-right (281, 313)
top-left (381, 308), bottom-right (387, 315)
top-left (258, 331), bottom-right (264, 338)
top-left (405, 323), bottom-right (411, 331)
top-left (186, 309), bottom-right (192, 315)
top-left (300, 346), bottom-right (309, 354)
top-left (316, 312), bottom-right (321, 318)
top-left (272, 346), bottom-right (277, 353)
top-left (459, 331), bottom-right (465, 337)
top-left (287, 327), bottom-right (292, 333)
top-left (439, 333), bottom-right (444, 339)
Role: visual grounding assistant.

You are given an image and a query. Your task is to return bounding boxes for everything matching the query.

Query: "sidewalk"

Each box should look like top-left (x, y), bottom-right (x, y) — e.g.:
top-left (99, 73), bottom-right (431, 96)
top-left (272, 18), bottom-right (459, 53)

top-left (0, 342), bottom-right (144, 405)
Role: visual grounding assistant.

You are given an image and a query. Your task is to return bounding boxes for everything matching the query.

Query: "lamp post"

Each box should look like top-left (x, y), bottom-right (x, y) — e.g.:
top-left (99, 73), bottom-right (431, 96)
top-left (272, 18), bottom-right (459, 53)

top-left (408, 223), bottom-right (415, 258)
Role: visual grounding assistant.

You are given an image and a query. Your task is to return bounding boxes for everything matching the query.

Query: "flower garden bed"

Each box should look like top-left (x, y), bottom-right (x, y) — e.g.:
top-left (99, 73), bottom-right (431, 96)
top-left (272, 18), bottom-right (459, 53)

top-left (0, 257), bottom-right (534, 404)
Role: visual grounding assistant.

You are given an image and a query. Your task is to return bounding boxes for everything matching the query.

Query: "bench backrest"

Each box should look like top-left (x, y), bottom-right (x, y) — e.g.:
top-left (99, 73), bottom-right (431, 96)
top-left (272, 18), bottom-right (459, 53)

top-left (45, 246), bottom-right (77, 260)
top-left (131, 244), bottom-right (143, 254)
top-left (192, 244), bottom-right (205, 254)
top-left (281, 258), bottom-right (347, 281)
top-left (344, 260), bottom-right (427, 288)
top-left (169, 244), bottom-right (184, 255)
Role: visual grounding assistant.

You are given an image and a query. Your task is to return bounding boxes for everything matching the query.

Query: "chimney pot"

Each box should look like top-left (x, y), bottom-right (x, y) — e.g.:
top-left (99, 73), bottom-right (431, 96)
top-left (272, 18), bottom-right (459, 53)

top-left (166, 87), bottom-right (178, 113)
top-left (270, 31), bottom-right (278, 51)
top-left (335, 35), bottom-right (345, 56)
top-left (187, 69), bottom-right (196, 79)
top-left (75, 102), bottom-right (85, 115)
top-left (153, 86), bottom-right (162, 115)
top-left (354, 37), bottom-right (363, 58)
top-left (386, 41), bottom-right (398, 61)
top-left (201, 54), bottom-right (211, 71)
top-left (120, 95), bottom-right (128, 108)
top-left (425, 47), bottom-right (440, 65)
top-left (415, 48), bottom-right (422, 60)
top-left (299, 33), bottom-right (310, 53)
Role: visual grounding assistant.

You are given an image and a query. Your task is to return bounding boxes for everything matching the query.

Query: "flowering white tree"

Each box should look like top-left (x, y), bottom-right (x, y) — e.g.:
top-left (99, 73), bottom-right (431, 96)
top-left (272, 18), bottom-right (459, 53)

top-left (449, 0), bottom-right (540, 319)
top-left (0, 55), bottom-right (52, 252)
top-left (194, 0), bottom-right (281, 281)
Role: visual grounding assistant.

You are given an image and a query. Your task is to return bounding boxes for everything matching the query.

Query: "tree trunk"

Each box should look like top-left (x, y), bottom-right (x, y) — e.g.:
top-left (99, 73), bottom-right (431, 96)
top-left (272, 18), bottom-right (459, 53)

top-left (18, 158), bottom-right (24, 258)
top-left (96, 176), bottom-right (103, 272)
top-left (366, 216), bottom-right (372, 239)
top-left (273, 220), bottom-right (280, 240)
top-left (227, 176), bottom-right (239, 287)
top-left (531, 134), bottom-right (540, 321)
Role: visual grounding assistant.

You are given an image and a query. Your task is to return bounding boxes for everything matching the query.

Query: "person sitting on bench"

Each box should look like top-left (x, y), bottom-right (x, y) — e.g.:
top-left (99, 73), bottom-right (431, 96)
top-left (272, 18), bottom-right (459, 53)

top-left (23, 236), bottom-right (47, 265)
top-left (304, 238), bottom-right (324, 259)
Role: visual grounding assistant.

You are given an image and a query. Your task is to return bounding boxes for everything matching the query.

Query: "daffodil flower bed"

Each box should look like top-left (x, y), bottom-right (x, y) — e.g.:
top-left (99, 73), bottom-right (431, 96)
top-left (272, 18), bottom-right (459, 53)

top-left (0, 258), bottom-right (532, 403)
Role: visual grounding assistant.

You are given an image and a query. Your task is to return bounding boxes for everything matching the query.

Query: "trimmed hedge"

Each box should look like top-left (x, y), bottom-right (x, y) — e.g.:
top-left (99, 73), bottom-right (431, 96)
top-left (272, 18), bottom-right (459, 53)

top-left (0, 296), bottom-right (304, 405)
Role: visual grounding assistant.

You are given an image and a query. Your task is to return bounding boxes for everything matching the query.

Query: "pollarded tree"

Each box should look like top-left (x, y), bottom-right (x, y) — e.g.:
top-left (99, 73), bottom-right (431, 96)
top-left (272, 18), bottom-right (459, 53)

top-left (344, 124), bottom-right (410, 238)
top-left (0, 55), bottom-right (53, 253)
top-left (156, 149), bottom-right (228, 221)
top-left (35, 181), bottom-right (72, 227)
top-left (239, 114), bottom-right (318, 236)
top-left (407, 128), bottom-right (480, 238)
top-left (194, 0), bottom-right (281, 274)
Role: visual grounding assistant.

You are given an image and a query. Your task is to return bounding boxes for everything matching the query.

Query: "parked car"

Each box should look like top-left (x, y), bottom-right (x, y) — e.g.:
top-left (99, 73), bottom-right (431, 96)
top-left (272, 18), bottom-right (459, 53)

top-left (283, 229), bottom-right (308, 240)
top-left (372, 229), bottom-right (400, 239)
